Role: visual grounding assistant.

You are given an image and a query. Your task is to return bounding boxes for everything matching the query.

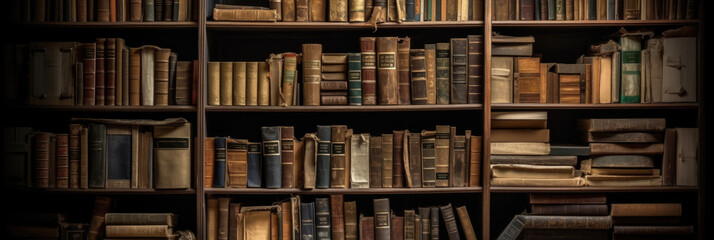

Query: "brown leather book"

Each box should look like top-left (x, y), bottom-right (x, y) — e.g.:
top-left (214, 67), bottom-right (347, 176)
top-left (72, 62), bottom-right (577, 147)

top-left (321, 94), bottom-right (349, 105)
top-left (321, 81), bottom-right (349, 91)
top-left (576, 118), bottom-right (666, 133)
top-left (282, 0), bottom-right (296, 21)
top-left (531, 204), bottom-right (608, 216)
top-left (129, 0), bottom-right (141, 21)
top-left (397, 38), bottom-right (411, 104)
top-left (520, 0), bottom-right (535, 20)
top-left (391, 215), bottom-right (404, 240)
top-left (280, 202), bottom-right (291, 240)
top-left (376, 37), bottom-right (399, 105)
top-left (330, 125), bottom-right (348, 188)
top-left (33, 133), bottom-right (53, 188)
top-left (612, 225), bottom-right (693, 236)
top-left (296, 0), bottom-right (309, 21)
top-left (176, 61), bottom-right (193, 105)
top-left (128, 47), bottom-right (140, 106)
top-left (467, 35), bottom-right (483, 104)
top-left (97, 0), bottom-right (111, 22)
top-left (370, 136), bottom-right (383, 188)
top-left (294, 137), bottom-right (305, 188)
top-left (365, 0), bottom-right (374, 21)
top-left (88, 197), bottom-right (112, 240)
top-left (662, 129), bottom-right (677, 186)
top-left (421, 130), bottom-right (436, 187)
top-left (407, 133), bottom-right (422, 187)
top-left (118, 41), bottom-right (127, 106)
top-left (69, 125), bottom-right (81, 188)
top-left (435, 125), bottom-right (450, 187)
top-left (55, 134), bottom-right (69, 188)
top-left (392, 130), bottom-right (405, 188)
top-left (303, 133), bottom-right (319, 189)
top-left (207, 198), bottom-right (218, 240)
top-left (403, 210), bottom-right (415, 240)
top-left (449, 135), bottom-right (466, 187)
top-left (409, 49), bottom-right (427, 105)
top-left (218, 197), bottom-right (230, 240)
top-left (360, 37), bottom-right (378, 105)
top-left (330, 0), bottom-right (349, 21)
top-left (493, 0), bottom-right (509, 20)
top-left (361, 215), bottom-right (375, 240)
top-left (82, 43), bottom-right (97, 105)
top-left (589, 143), bottom-right (664, 155)
top-left (424, 44), bottom-right (437, 104)
top-left (311, 0), bottom-right (327, 21)
top-left (373, 198), bottom-right (391, 240)
top-left (258, 62), bottom-right (270, 106)
top-left (154, 48), bottom-right (171, 106)
top-left (229, 203), bottom-right (242, 240)
top-left (344, 201), bottom-right (357, 240)
top-left (491, 129), bottom-right (550, 142)
top-left (349, 0), bottom-right (366, 22)
top-left (514, 57), bottom-right (542, 103)
top-left (344, 129), bottom-right (353, 188)
top-left (212, 8), bottom-right (278, 21)
top-left (469, 136), bottom-right (481, 186)
top-left (529, 193), bottom-right (606, 204)
top-left (281, 53), bottom-right (298, 106)
top-left (246, 61), bottom-right (259, 106)
top-left (95, 39), bottom-right (106, 106)
top-left (610, 203), bottom-right (682, 217)
top-left (450, 38), bottom-right (468, 104)
top-left (205, 138), bottom-right (215, 188)
top-left (281, 126), bottom-right (296, 188)
top-left (381, 134), bottom-right (393, 188)
top-left (302, 44), bottom-right (323, 106)
top-left (456, 206), bottom-right (476, 240)
top-left (104, 39), bottom-right (117, 106)
top-left (558, 74), bottom-right (580, 103)
top-left (323, 64), bottom-right (348, 72)
top-left (322, 72), bottom-right (348, 81)
top-left (439, 203), bottom-right (459, 240)
top-left (226, 138), bottom-right (248, 188)
top-left (581, 132), bottom-right (663, 143)
top-left (331, 195), bottom-right (345, 240)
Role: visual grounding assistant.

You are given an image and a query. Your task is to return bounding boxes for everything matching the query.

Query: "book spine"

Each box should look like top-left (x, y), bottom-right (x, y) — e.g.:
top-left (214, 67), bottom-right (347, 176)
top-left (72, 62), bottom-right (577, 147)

top-left (33, 133), bottom-right (52, 188)
top-left (469, 136), bottom-right (482, 186)
top-left (456, 206), bottom-right (477, 240)
top-left (373, 198), bottom-right (391, 240)
top-left (620, 35), bottom-right (642, 103)
top-left (317, 125), bottom-right (332, 188)
top-left (348, 53), bottom-right (363, 105)
top-left (268, 0), bottom-right (282, 21)
top-left (435, 125), bottom-right (450, 187)
top-left (436, 42), bottom-right (450, 104)
top-left (410, 49), bottom-right (427, 104)
top-left (104, 213), bottom-right (176, 225)
top-left (175, 61), bottom-right (192, 105)
top-left (419, 208), bottom-right (430, 240)
top-left (104, 39), bottom-right (116, 106)
top-left (247, 142), bottom-right (262, 187)
top-left (440, 203), bottom-right (460, 240)
top-left (397, 38), bottom-right (412, 104)
top-left (283, 0), bottom-right (296, 21)
top-left (315, 198), bottom-right (332, 240)
top-left (331, 125), bottom-right (348, 188)
top-left (330, 0), bottom-right (349, 21)
top-left (424, 44), bottom-right (437, 104)
top-left (662, 128), bottom-right (677, 186)
top-left (226, 138), bottom-right (248, 188)
top-left (155, 0), bottom-right (164, 21)
top-left (144, 0), bottom-right (154, 21)
top-left (345, 201), bottom-right (358, 240)
top-left (95, 39), bottom-right (106, 105)
top-left (204, 138), bottom-right (215, 188)
top-left (350, 134), bottom-right (370, 188)
top-left (296, 0), bottom-right (309, 21)
top-left (281, 126), bottom-right (295, 188)
top-left (530, 204), bottom-right (608, 216)
top-left (369, 136), bottom-right (383, 188)
top-left (219, 62), bottom-right (233, 105)
top-left (246, 62), bottom-right (259, 106)
top-left (82, 43), bottom-right (97, 105)
top-left (496, 215), bottom-right (525, 240)
top-left (408, 133), bottom-right (422, 187)
top-left (301, 202), bottom-right (316, 240)
top-left (282, 53), bottom-right (298, 106)
top-left (163, 0), bottom-right (172, 21)
top-left (269, 55), bottom-right (283, 106)
top-left (351, 0), bottom-right (366, 22)
top-left (381, 134), bottom-right (394, 188)
top-left (421, 132), bottom-right (436, 187)
top-left (154, 48), bottom-right (170, 106)
top-left (88, 124), bottom-right (106, 189)
top-left (450, 38), bottom-right (467, 104)
top-left (80, 126), bottom-right (89, 188)
top-left (214, 137), bottom-right (226, 188)
top-left (128, 48), bottom-right (140, 105)
top-left (467, 36), bottom-right (483, 104)
top-left (392, 130), bottom-right (405, 187)
top-left (522, 215), bottom-right (612, 229)
top-left (153, 122), bottom-right (191, 189)
top-left (449, 135), bottom-right (466, 187)
top-left (281, 202), bottom-right (291, 240)
top-left (360, 37), bottom-right (378, 105)
top-left (331, 195), bottom-right (345, 240)
top-left (376, 37), bottom-right (399, 105)
top-left (69, 124), bottom-right (82, 188)
top-left (430, 207), bottom-right (439, 240)
top-left (262, 126), bottom-right (282, 188)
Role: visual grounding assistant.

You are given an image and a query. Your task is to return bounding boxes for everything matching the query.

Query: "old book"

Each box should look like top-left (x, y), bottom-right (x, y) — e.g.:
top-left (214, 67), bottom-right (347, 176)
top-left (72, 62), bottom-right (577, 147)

top-left (106, 126), bottom-right (131, 189)
top-left (662, 35), bottom-right (696, 102)
top-left (302, 133), bottom-right (318, 189)
top-left (279, 53), bottom-right (297, 106)
top-left (290, 196), bottom-right (301, 239)
top-left (491, 129), bottom-right (549, 142)
top-left (554, 63), bottom-right (588, 103)
top-left (492, 177), bottom-right (586, 187)
top-left (330, 0), bottom-right (349, 21)
top-left (447, 134), bottom-right (466, 187)
top-left (350, 0), bottom-right (366, 21)
top-left (311, 0), bottom-right (327, 21)
top-left (348, 53), bottom-right (363, 105)
top-left (381, 133), bottom-right (394, 188)
top-left (493, 0), bottom-right (509, 20)
top-left (492, 35), bottom-right (535, 56)
top-left (246, 142), bottom-right (262, 188)
top-left (105, 224), bottom-right (173, 237)
top-left (53, 134), bottom-right (69, 189)
top-left (491, 142), bottom-right (550, 155)
top-left (612, 225), bottom-right (693, 236)
top-left (529, 193), bottom-right (605, 204)
top-left (203, 138), bottom-right (215, 189)
top-left (491, 164), bottom-right (574, 179)
top-left (259, 62), bottom-right (270, 105)
top-left (549, 145), bottom-right (589, 156)
top-left (577, 118), bottom-right (666, 132)
top-left (361, 215), bottom-right (375, 240)
top-left (582, 132), bottom-right (663, 143)
top-left (612, 51), bottom-right (621, 102)
top-left (176, 62), bottom-right (195, 106)
top-left (439, 203), bottom-right (460, 240)
top-left (343, 201), bottom-right (357, 240)
top-left (140, 45), bottom-right (159, 105)
top-left (429, 207), bottom-right (439, 240)
top-left (351, 134), bottom-right (370, 188)
top-left (80, 43), bottom-right (97, 106)
top-left (88, 196), bottom-right (112, 240)
top-left (153, 120), bottom-right (191, 189)
top-left (218, 197), bottom-right (230, 240)
top-left (226, 138), bottom-right (248, 188)
top-left (675, 128), bottom-right (698, 186)
top-left (369, 135), bottom-right (383, 188)
top-left (558, 74), bottom-right (580, 103)
top-left (404, 210), bottom-right (416, 240)
top-left (466, 136), bottom-right (481, 187)
top-left (231, 61), bottom-right (246, 106)
top-left (359, 38), bottom-right (377, 105)
top-left (421, 130), bottom-right (436, 187)
top-left (32, 132), bottom-right (53, 188)
top-left (94, 39), bottom-right (107, 105)
top-left (590, 168), bottom-right (660, 175)
top-left (619, 35), bottom-right (642, 103)
top-left (585, 175), bottom-right (662, 186)
top-left (409, 49), bottom-right (427, 104)
top-left (591, 155), bottom-right (655, 168)
top-left (330, 125), bottom-right (348, 188)
top-left (219, 62), bottom-right (233, 105)
top-left (315, 198), bottom-right (332, 239)
top-left (434, 125), bottom-right (450, 187)
top-left (214, 137), bottom-right (227, 188)
top-left (126, 47), bottom-right (141, 105)
top-left (137, 130), bottom-right (151, 189)
top-left (278, 127), bottom-right (295, 188)
top-left (105, 213), bottom-right (177, 228)
top-left (406, 133), bottom-right (422, 187)
top-left (391, 215), bottom-right (404, 240)
top-left (589, 143), bottom-right (664, 155)
top-left (153, 48), bottom-right (170, 106)
top-left (661, 129), bottom-right (677, 186)
top-left (86, 123), bottom-right (107, 189)
top-left (392, 130), bottom-right (405, 187)
top-left (531, 204), bottom-right (608, 216)
top-left (302, 44), bottom-right (322, 106)
top-left (514, 57), bottom-right (542, 103)
top-left (268, 54), bottom-right (283, 106)
top-left (466, 35), bottom-right (483, 104)
top-left (207, 198), bottom-right (218, 240)
top-left (155, 0), bottom-right (164, 21)
top-left (316, 125), bottom-right (332, 189)
top-left (435, 42), bottom-right (450, 104)
top-left (492, 111), bottom-right (547, 128)
top-left (262, 126), bottom-right (282, 189)
top-left (610, 203), bottom-right (681, 217)
top-left (243, 210), bottom-right (271, 240)
top-left (376, 37), bottom-right (399, 105)
top-left (425, 44), bottom-right (437, 104)
top-left (373, 198), bottom-right (390, 240)
top-left (448, 38), bottom-right (468, 104)
top-left (295, 0), bottom-right (308, 21)
top-left (212, 8), bottom-right (278, 21)
top-left (246, 61), bottom-right (259, 106)
top-left (395, 38), bottom-right (412, 104)
top-left (491, 56), bottom-right (514, 103)
top-left (418, 208), bottom-right (430, 240)
top-left (330, 195), bottom-right (345, 240)
top-left (104, 39), bottom-right (117, 106)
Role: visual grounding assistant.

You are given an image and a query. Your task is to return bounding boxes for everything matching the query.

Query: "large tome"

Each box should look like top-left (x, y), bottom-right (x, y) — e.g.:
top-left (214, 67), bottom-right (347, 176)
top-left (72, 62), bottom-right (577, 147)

top-left (440, 203), bottom-right (460, 240)
top-left (281, 126), bottom-right (296, 188)
top-left (105, 39), bottom-right (117, 106)
top-left (331, 195), bottom-right (346, 240)
top-left (350, 134), bottom-right (370, 188)
top-left (360, 37), bottom-right (378, 105)
top-left (315, 198), bottom-right (332, 240)
top-left (88, 124), bottom-right (106, 189)
top-left (282, 53), bottom-right (298, 106)
top-left (449, 135), bottom-right (466, 187)
top-left (397, 38), bottom-right (411, 104)
top-left (262, 126), bottom-right (282, 188)
top-left (106, 126), bottom-right (131, 189)
top-left (392, 130), bottom-right (405, 188)
top-left (154, 48), bottom-right (171, 106)
top-left (247, 142), bottom-right (262, 187)
top-left (408, 133), bottom-right (422, 187)
top-left (56, 136), bottom-right (68, 188)
top-left (153, 121), bottom-right (191, 189)
top-left (436, 43), bottom-right (450, 104)
top-left (456, 206), bottom-right (477, 240)
top-left (344, 201), bottom-right (358, 240)
top-left (330, 125), bottom-right (348, 188)
top-left (283, 0), bottom-right (296, 21)
top-left (376, 37), bottom-right (399, 105)
top-left (296, 0), bottom-right (309, 21)
top-left (330, 0), bottom-right (349, 21)
top-left (469, 136), bottom-right (482, 186)
top-left (381, 134), bottom-right (394, 188)
top-left (515, 57), bottom-right (542, 103)
top-left (220, 62), bottom-right (233, 105)
top-left (466, 35), bottom-right (483, 103)
top-left (316, 125), bottom-right (332, 189)
top-left (424, 44), bottom-right (437, 104)
top-left (95, 39), bottom-right (106, 106)
top-left (350, 0), bottom-right (366, 21)
top-left (348, 53), bottom-right (363, 105)
top-left (311, 0), bottom-right (327, 21)
top-left (301, 202), bottom-right (316, 240)
top-left (32, 133), bottom-right (53, 188)
top-left (430, 207), bottom-right (439, 240)
top-left (303, 44), bottom-right (323, 106)
top-left (83, 43), bottom-right (97, 105)
top-left (214, 137), bottom-right (227, 188)
top-left (140, 46), bottom-right (159, 105)
top-left (491, 56), bottom-right (514, 103)
top-left (204, 138), bottom-right (215, 188)
top-left (226, 138), bottom-right (248, 188)
top-left (232, 61), bottom-right (246, 106)
top-left (373, 198), bottom-right (391, 240)
top-left (421, 130), bottom-right (436, 187)
top-left (434, 125), bottom-right (450, 187)
top-left (620, 35), bottom-right (642, 103)
top-left (410, 49), bottom-right (428, 104)
top-left (450, 38), bottom-right (468, 104)
top-left (369, 136), bottom-right (383, 188)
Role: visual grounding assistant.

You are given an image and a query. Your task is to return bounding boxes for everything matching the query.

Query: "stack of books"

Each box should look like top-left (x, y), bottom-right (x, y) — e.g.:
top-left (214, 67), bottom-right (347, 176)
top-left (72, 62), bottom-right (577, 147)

top-left (519, 193), bottom-right (610, 240)
top-left (610, 203), bottom-right (694, 240)
top-left (320, 53), bottom-right (349, 105)
top-left (104, 213), bottom-right (178, 240)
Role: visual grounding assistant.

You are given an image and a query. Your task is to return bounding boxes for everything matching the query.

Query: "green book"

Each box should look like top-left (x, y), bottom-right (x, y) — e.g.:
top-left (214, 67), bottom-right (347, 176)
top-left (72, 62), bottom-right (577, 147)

top-left (348, 53), bottom-right (362, 105)
top-left (436, 43), bottom-right (450, 104)
top-left (620, 35), bottom-right (642, 103)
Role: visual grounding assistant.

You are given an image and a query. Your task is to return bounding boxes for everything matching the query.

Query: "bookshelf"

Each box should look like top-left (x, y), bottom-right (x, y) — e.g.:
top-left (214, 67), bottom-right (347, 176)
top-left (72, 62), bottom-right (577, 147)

top-left (4, 0), bottom-right (706, 240)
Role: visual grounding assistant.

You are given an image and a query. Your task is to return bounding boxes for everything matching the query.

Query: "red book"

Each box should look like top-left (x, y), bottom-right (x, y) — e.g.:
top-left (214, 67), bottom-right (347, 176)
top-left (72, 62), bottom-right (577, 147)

top-left (360, 37), bottom-right (377, 105)
top-left (55, 134), bottom-right (69, 189)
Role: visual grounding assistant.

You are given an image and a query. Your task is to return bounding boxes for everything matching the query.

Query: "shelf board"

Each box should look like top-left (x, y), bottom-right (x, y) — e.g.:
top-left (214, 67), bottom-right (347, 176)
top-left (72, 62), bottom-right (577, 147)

top-left (12, 21), bottom-right (198, 29)
top-left (491, 186), bottom-right (699, 193)
top-left (205, 104), bottom-right (482, 112)
top-left (205, 187), bottom-right (483, 195)
top-left (492, 20), bottom-right (699, 27)
top-left (491, 103), bottom-right (699, 110)
top-left (9, 188), bottom-right (197, 195)
top-left (8, 105), bottom-right (198, 113)
top-left (207, 21), bottom-right (484, 30)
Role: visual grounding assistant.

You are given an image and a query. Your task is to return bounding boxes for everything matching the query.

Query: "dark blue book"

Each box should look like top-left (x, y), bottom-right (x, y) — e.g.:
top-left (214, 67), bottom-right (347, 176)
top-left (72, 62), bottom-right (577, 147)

top-left (88, 123), bottom-right (106, 189)
top-left (548, 0), bottom-right (556, 20)
top-left (247, 142), bottom-right (262, 188)
top-left (261, 126), bottom-right (282, 188)
top-left (315, 198), bottom-right (331, 240)
top-left (348, 53), bottom-right (362, 106)
top-left (106, 125), bottom-right (132, 188)
top-left (535, 0), bottom-right (542, 20)
top-left (589, 0), bottom-right (597, 20)
top-left (550, 145), bottom-right (590, 156)
top-left (301, 202), bottom-right (316, 240)
top-left (406, 0), bottom-right (416, 21)
top-left (316, 125), bottom-right (332, 189)
top-left (608, 0), bottom-right (615, 20)
top-left (213, 137), bottom-right (227, 188)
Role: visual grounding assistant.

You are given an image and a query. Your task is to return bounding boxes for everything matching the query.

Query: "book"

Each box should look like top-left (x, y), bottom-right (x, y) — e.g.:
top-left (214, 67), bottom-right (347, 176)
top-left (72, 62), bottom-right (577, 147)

top-left (515, 57), bottom-right (543, 103)
top-left (421, 130), bottom-right (436, 187)
top-left (449, 134), bottom-right (466, 187)
top-left (373, 198), bottom-right (391, 240)
top-left (261, 126), bottom-right (282, 189)
top-left (619, 34), bottom-right (642, 103)
top-left (392, 130), bottom-right (405, 187)
top-left (491, 129), bottom-right (549, 142)
top-left (521, 0), bottom-right (535, 20)
top-left (491, 164), bottom-right (574, 179)
top-left (419, 207), bottom-right (430, 240)
top-left (214, 137), bottom-right (226, 188)
top-left (440, 203), bottom-right (460, 240)
top-left (490, 155), bottom-right (577, 166)
top-left (232, 61), bottom-right (246, 106)
top-left (531, 204), bottom-right (608, 216)
top-left (520, 229), bottom-right (608, 240)
top-left (153, 120), bottom-right (191, 189)
top-left (491, 56), bottom-right (513, 103)
top-left (397, 38), bottom-right (411, 104)
top-left (529, 193), bottom-right (606, 204)
top-left (549, 145), bottom-right (589, 156)
top-left (492, 177), bottom-right (586, 187)
top-left (105, 213), bottom-right (177, 226)
top-left (491, 142), bottom-right (550, 155)
top-left (218, 197), bottom-right (230, 240)
top-left (348, 53), bottom-right (362, 105)
top-left (589, 143), bottom-right (664, 155)
top-left (612, 225), bottom-right (694, 235)
top-left (331, 125), bottom-right (348, 188)
top-left (281, 127), bottom-right (295, 188)
top-left (492, 35), bottom-right (535, 56)
top-left (376, 37), bottom-right (399, 105)
top-left (175, 61), bottom-right (192, 105)
top-left (226, 138), bottom-right (248, 188)
top-left (591, 155), bottom-right (655, 168)
top-left (55, 134), bottom-right (69, 189)
top-left (303, 133), bottom-right (318, 189)
top-left (153, 48), bottom-right (170, 106)
top-left (315, 198), bottom-right (331, 239)
top-left (450, 38), bottom-right (468, 104)
top-left (350, 0), bottom-right (366, 21)
top-left (467, 35), bottom-right (483, 104)
top-left (610, 203), bottom-right (681, 217)
top-left (661, 129), bottom-right (677, 186)
top-left (106, 125), bottom-right (131, 189)
top-left (675, 128), bottom-right (698, 186)
top-left (430, 207), bottom-right (439, 240)
top-left (581, 132), bottom-right (663, 143)
top-left (404, 210), bottom-right (416, 240)
top-left (391, 215), bottom-right (403, 240)
top-left (370, 135), bottom-right (383, 188)
top-left (585, 175), bottom-right (662, 186)
top-left (140, 45), bottom-right (159, 106)
top-left (88, 196), bottom-right (112, 240)
top-left (344, 201), bottom-right (358, 240)
top-left (435, 42), bottom-right (450, 104)
top-left (425, 44), bottom-right (437, 104)
top-left (558, 74), bottom-right (580, 104)
top-left (577, 118), bottom-right (666, 132)
top-left (105, 39), bottom-right (117, 106)
top-left (408, 133), bottom-right (422, 187)
top-left (662, 35), bottom-right (696, 102)
top-left (87, 124), bottom-right (106, 189)
top-left (303, 45), bottom-right (323, 106)
top-left (331, 195), bottom-right (345, 240)
top-left (381, 133), bottom-right (394, 188)
top-left (590, 168), bottom-right (660, 176)
top-left (243, 209), bottom-right (271, 240)
top-left (435, 125), bottom-right (450, 187)
top-left (212, 8), bottom-right (278, 21)
top-left (360, 38), bottom-right (377, 105)
top-left (410, 49), bottom-right (428, 104)
top-left (455, 206), bottom-right (477, 240)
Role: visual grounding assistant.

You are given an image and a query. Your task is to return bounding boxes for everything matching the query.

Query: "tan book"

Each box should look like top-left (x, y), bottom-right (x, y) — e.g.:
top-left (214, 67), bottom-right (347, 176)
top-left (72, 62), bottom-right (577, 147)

top-left (491, 129), bottom-right (550, 142)
top-left (153, 121), bottom-right (191, 189)
top-left (244, 210), bottom-right (271, 240)
top-left (140, 45), bottom-right (159, 106)
top-left (322, 72), bottom-right (347, 81)
top-left (154, 48), bottom-right (171, 106)
top-left (490, 142), bottom-right (550, 155)
top-left (303, 133), bottom-right (319, 189)
top-left (330, 0), bottom-right (349, 21)
top-left (424, 45), bottom-right (437, 104)
top-left (491, 177), bottom-right (586, 187)
top-left (258, 62), bottom-right (270, 106)
top-left (281, 53), bottom-right (298, 106)
top-left (456, 206), bottom-right (477, 240)
top-left (330, 125), bottom-right (348, 188)
top-left (599, 56), bottom-right (612, 103)
top-left (585, 175), bottom-right (663, 186)
top-left (268, 54), bottom-right (283, 106)
top-left (590, 168), bottom-right (661, 176)
top-left (491, 56), bottom-right (514, 103)
top-left (491, 164), bottom-right (575, 179)
top-left (219, 197), bottom-right (230, 240)
top-left (350, 0), bottom-right (366, 22)
top-left (311, 0), bottom-right (326, 21)
top-left (232, 62), bottom-right (247, 106)
top-left (226, 138), bottom-right (248, 188)
top-left (514, 57), bottom-right (542, 103)
top-left (322, 64), bottom-right (347, 72)
top-left (105, 225), bottom-right (173, 238)
top-left (246, 62), bottom-right (259, 106)
top-left (469, 136), bottom-right (482, 187)
top-left (208, 62), bottom-right (221, 105)
top-left (397, 37), bottom-right (411, 105)
top-left (589, 143), bottom-right (664, 155)
top-left (610, 203), bottom-right (682, 217)
top-left (220, 62), bottom-right (233, 105)
top-left (435, 125), bottom-right (450, 187)
top-left (382, 133), bottom-right (393, 188)
top-left (115, 39), bottom-right (125, 106)
top-left (213, 8), bottom-right (278, 21)
top-left (129, 48), bottom-right (141, 106)
top-left (283, 0), bottom-right (296, 21)
top-left (559, 74), bottom-right (580, 103)
top-left (303, 44), bottom-right (323, 106)
top-left (208, 199), bottom-right (218, 240)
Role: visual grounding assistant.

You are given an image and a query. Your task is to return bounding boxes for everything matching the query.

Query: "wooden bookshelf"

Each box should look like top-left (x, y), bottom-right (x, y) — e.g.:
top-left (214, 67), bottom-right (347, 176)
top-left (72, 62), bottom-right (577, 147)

top-left (11, 188), bottom-right (198, 195)
top-left (205, 104), bottom-right (483, 112)
top-left (491, 103), bottom-right (700, 110)
top-left (490, 186), bottom-right (700, 193)
top-left (9, 105), bottom-right (198, 112)
top-left (13, 21), bottom-right (199, 29)
top-left (205, 187), bottom-right (483, 195)
top-left (492, 19), bottom-right (699, 27)
top-left (207, 21), bottom-right (485, 30)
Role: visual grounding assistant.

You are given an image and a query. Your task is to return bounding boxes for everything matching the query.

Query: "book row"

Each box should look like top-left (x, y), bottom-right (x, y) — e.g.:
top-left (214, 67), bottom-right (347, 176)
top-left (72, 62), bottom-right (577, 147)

top-left (491, 27), bottom-right (696, 104)
top-left (492, 0), bottom-right (698, 21)
top-left (11, 0), bottom-right (197, 23)
top-left (3, 118), bottom-right (192, 190)
top-left (206, 125), bottom-right (482, 189)
top-left (4, 40), bottom-right (197, 106)
top-left (498, 193), bottom-right (693, 240)
top-left (207, 195), bottom-right (478, 240)
top-left (207, 36), bottom-right (483, 106)
top-left (211, 0), bottom-right (485, 22)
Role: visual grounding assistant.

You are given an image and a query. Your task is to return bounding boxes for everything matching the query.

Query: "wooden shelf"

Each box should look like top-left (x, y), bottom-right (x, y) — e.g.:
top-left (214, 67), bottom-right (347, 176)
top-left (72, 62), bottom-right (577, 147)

top-left (8, 105), bottom-right (198, 113)
top-left (12, 21), bottom-right (198, 29)
top-left (205, 104), bottom-right (483, 112)
top-left (490, 186), bottom-right (699, 193)
top-left (207, 21), bottom-right (484, 30)
top-left (492, 20), bottom-right (699, 27)
top-left (491, 103), bottom-right (699, 110)
top-left (9, 188), bottom-right (197, 195)
top-left (205, 187), bottom-right (483, 195)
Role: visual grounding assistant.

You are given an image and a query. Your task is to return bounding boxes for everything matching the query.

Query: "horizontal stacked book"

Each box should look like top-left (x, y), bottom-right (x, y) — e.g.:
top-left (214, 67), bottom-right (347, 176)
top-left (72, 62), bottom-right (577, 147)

top-left (11, 0), bottom-right (197, 22)
top-left (104, 213), bottom-right (179, 239)
top-left (610, 203), bottom-right (693, 240)
top-left (3, 118), bottom-right (192, 190)
top-left (491, 0), bottom-right (698, 21)
top-left (4, 40), bottom-right (197, 107)
top-left (207, 196), bottom-right (478, 240)
top-left (206, 125), bottom-right (482, 189)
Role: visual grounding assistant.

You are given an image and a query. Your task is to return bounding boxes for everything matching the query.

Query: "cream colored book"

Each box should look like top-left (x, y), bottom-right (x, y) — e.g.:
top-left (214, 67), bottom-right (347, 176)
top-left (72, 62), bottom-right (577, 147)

top-left (491, 164), bottom-right (574, 179)
top-left (490, 142), bottom-right (550, 155)
top-left (491, 177), bottom-right (586, 187)
top-left (585, 175), bottom-right (662, 186)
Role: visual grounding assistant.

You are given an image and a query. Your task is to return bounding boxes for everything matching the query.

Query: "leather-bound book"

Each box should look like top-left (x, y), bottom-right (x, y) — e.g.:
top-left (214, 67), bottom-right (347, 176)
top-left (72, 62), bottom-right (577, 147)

top-left (315, 198), bottom-right (332, 239)
top-left (281, 126), bottom-right (296, 188)
top-left (576, 118), bottom-right (666, 132)
top-left (381, 134), bottom-right (394, 188)
top-left (330, 125), bottom-right (347, 188)
top-left (164, 0), bottom-right (173, 21)
top-left (376, 37), bottom-right (399, 105)
top-left (291, 196), bottom-right (302, 239)
top-left (469, 136), bottom-right (481, 186)
top-left (360, 38), bottom-right (378, 105)
top-left (558, 74), bottom-right (580, 103)
top-left (529, 193), bottom-right (605, 204)
top-left (491, 56), bottom-right (514, 103)
top-left (493, 0), bottom-right (509, 20)
top-left (322, 81), bottom-right (349, 91)
top-left (391, 215), bottom-right (404, 240)
top-left (418, 207), bottom-right (430, 240)
top-left (407, 133), bottom-right (422, 187)
top-left (348, 53), bottom-right (362, 105)
top-left (610, 203), bottom-right (681, 217)
top-left (396, 38), bottom-right (411, 104)
top-left (429, 207), bottom-right (439, 240)
top-left (95, 39), bottom-right (106, 106)
top-left (455, 206), bottom-right (476, 240)
top-left (448, 135), bottom-right (466, 187)
top-left (662, 129), bottom-right (677, 186)
top-left (301, 202), bottom-right (316, 240)
top-left (373, 0), bottom-right (387, 22)
top-left (229, 203), bottom-right (242, 240)
top-left (205, 138), bottom-right (215, 188)
top-left (87, 196), bottom-right (112, 240)
top-left (268, 0), bottom-right (282, 21)
top-left (369, 135), bottom-right (383, 188)
top-left (439, 203), bottom-right (460, 240)
top-left (296, 0), bottom-right (309, 21)
top-left (176, 61), bottom-right (192, 105)
top-left (424, 44), bottom-right (437, 104)
top-left (218, 198), bottom-right (230, 240)
top-left (316, 125), bottom-right (332, 189)
top-left (435, 43), bottom-right (450, 104)
top-left (247, 142), bottom-right (262, 188)
top-left (350, 0), bottom-right (366, 21)
top-left (434, 125), bottom-right (450, 187)
top-left (589, 143), bottom-right (664, 155)
top-left (331, 195), bottom-right (345, 240)
top-left (281, 53), bottom-right (298, 106)
top-left (246, 62), bottom-right (259, 106)
top-left (410, 49), bottom-right (427, 104)
top-left (129, 0), bottom-right (141, 21)
top-left (143, 0), bottom-right (154, 21)
top-left (226, 138), bottom-right (248, 188)
top-left (350, 134), bottom-right (370, 188)
top-left (212, 8), bottom-right (279, 21)
top-left (137, 130), bottom-right (151, 189)
top-left (232, 62), bottom-right (246, 106)
top-left (128, 47), bottom-right (140, 105)
top-left (520, 0), bottom-right (535, 20)
top-left (55, 134), bottom-right (69, 189)
top-left (365, 0), bottom-right (375, 21)
top-left (262, 126), bottom-right (282, 189)
top-left (466, 35), bottom-right (483, 104)
top-left (68, 125), bottom-right (81, 188)
top-left (392, 130), bottom-right (405, 188)
top-left (106, 126), bottom-right (131, 189)
top-left (82, 43), bottom-right (97, 105)
top-left (280, 202), bottom-right (290, 240)
top-left (404, 210), bottom-right (416, 240)
top-left (530, 204), bottom-right (608, 216)
top-left (449, 38), bottom-right (467, 104)
top-left (676, 128), bottom-right (698, 186)
top-left (104, 39), bottom-right (117, 106)
top-left (97, 0), bottom-right (110, 21)
top-left (388, 0), bottom-right (397, 21)
top-left (421, 130), bottom-right (436, 187)
top-left (214, 137), bottom-right (227, 188)
top-left (208, 198), bottom-right (218, 240)
top-left (361, 215), bottom-right (375, 240)
top-left (344, 201), bottom-right (357, 240)
top-left (88, 123), bottom-right (106, 189)
top-left (33, 133), bottom-right (53, 188)
top-left (295, 136), bottom-right (305, 188)
top-left (153, 120), bottom-right (191, 189)
top-left (330, 0), bottom-right (349, 21)
top-left (581, 132), bottom-right (662, 143)
top-left (514, 57), bottom-right (542, 103)
top-left (311, 0), bottom-right (326, 21)
top-left (303, 133), bottom-right (319, 189)
top-left (155, 0), bottom-right (164, 21)
top-left (117, 41), bottom-right (127, 105)
top-left (591, 155), bottom-right (655, 168)
top-left (283, 0), bottom-right (296, 21)
top-left (373, 198), bottom-right (390, 240)
top-left (153, 48), bottom-right (171, 106)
